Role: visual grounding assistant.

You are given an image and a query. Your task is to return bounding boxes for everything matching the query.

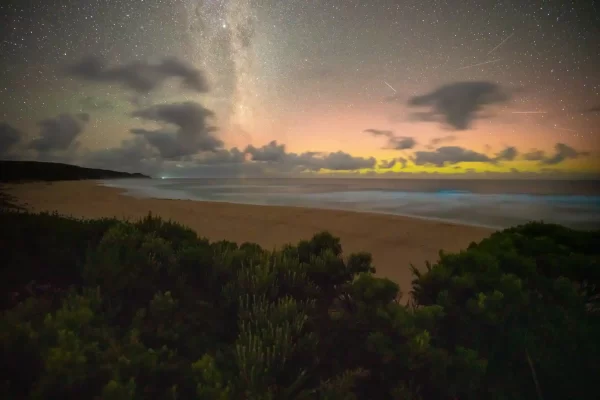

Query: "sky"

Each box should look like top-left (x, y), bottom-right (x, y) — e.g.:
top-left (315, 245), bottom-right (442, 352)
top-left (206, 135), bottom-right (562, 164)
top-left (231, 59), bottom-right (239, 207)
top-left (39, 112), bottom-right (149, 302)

top-left (1, 0), bottom-right (599, 178)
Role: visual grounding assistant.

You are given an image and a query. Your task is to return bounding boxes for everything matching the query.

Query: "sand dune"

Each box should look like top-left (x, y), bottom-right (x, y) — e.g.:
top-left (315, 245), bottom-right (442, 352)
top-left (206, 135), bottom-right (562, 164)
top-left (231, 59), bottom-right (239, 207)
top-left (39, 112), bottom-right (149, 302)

top-left (6, 181), bottom-right (494, 292)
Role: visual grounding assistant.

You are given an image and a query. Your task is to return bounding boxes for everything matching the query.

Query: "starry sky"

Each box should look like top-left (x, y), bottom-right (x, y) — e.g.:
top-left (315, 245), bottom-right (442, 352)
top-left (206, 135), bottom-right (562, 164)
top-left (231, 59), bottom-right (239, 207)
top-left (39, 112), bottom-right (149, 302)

top-left (1, 0), bottom-right (599, 178)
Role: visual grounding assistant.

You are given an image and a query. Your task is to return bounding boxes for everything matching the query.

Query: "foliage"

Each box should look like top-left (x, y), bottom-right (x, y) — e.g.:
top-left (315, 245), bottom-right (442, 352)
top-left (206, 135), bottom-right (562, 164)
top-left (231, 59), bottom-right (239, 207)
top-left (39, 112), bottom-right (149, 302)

top-left (1, 210), bottom-right (598, 399)
top-left (0, 160), bottom-right (149, 183)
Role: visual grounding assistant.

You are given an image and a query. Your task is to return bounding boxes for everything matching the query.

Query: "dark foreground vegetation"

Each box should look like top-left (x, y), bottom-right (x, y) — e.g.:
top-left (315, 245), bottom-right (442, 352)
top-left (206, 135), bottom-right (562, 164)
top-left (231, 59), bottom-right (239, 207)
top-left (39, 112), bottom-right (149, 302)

top-left (0, 160), bottom-right (149, 182)
top-left (0, 210), bottom-right (598, 400)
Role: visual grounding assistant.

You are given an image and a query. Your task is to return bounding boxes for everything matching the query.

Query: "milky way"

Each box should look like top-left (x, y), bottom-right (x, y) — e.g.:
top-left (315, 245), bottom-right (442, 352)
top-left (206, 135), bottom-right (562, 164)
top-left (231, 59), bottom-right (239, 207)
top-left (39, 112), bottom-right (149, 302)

top-left (183, 0), bottom-right (255, 126)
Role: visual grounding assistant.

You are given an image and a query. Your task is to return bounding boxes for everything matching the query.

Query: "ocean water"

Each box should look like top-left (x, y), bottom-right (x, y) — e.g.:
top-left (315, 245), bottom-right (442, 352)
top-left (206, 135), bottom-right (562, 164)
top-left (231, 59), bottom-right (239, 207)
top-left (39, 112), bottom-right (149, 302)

top-left (100, 178), bottom-right (600, 230)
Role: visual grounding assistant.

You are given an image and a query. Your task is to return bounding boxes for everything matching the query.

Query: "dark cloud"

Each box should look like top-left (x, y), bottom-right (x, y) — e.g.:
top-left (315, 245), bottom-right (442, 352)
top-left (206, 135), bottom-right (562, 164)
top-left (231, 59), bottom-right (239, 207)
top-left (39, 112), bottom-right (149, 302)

top-left (379, 157), bottom-right (408, 169)
top-left (389, 136), bottom-right (417, 150)
top-left (82, 137), bottom-right (161, 175)
top-left (397, 157), bottom-right (408, 168)
top-left (131, 101), bottom-right (222, 159)
top-left (244, 140), bottom-right (286, 162)
top-left (521, 144), bottom-right (588, 165)
top-left (316, 151), bottom-right (376, 171)
top-left (494, 146), bottom-right (518, 162)
top-left (79, 96), bottom-right (116, 112)
top-left (413, 145), bottom-right (519, 167)
top-left (379, 159), bottom-right (396, 169)
top-left (412, 146), bottom-right (491, 167)
top-left (195, 148), bottom-right (246, 165)
top-left (0, 122), bottom-right (22, 156)
top-left (523, 149), bottom-right (546, 161)
top-left (541, 143), bottom-right (588, 165)
top-left (29, 113), bottom-right (89, 153)
top-left (244, 140), bottom-right (375, 171)
top-left (364, 129), bottom-right (393, 137)
top-left (407, 81), bottom-right (509, 130)
top-left (364, 129), bottom-right (416, 150)
top-left (68, 56), bottom-right (209, 94)
top-left (427, 135), bottom-right (456, 149)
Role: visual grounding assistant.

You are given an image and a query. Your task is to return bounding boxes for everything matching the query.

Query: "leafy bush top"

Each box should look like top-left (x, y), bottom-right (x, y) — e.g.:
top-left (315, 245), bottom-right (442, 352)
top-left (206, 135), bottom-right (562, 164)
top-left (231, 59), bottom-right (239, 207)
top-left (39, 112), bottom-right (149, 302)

top-left (1, 211), bottom-right (598, 400)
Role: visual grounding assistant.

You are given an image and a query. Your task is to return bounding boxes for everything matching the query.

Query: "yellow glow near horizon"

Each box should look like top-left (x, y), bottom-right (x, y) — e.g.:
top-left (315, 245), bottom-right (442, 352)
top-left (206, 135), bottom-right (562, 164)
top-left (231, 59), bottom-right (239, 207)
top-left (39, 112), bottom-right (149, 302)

top-left (313, 157), bottom-right (600, 177)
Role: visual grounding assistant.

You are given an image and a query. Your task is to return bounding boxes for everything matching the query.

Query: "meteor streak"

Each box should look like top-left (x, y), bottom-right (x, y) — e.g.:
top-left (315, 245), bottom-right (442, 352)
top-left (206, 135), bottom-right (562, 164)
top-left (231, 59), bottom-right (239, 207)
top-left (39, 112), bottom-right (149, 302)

top-left (488, 32), bottom-right (514, 55)
top-left (458, 58), bottom-right (501, 70)
top-left (383, 81), bottom-right (397, 93)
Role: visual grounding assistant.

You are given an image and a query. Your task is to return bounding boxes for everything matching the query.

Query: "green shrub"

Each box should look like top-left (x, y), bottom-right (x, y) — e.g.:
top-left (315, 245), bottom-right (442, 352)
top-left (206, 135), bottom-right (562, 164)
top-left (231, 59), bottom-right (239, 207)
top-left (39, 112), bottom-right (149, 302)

top-left (0, 211), bottom-right (598, 400)
top-left (411, 221), bottom-right (600, 399)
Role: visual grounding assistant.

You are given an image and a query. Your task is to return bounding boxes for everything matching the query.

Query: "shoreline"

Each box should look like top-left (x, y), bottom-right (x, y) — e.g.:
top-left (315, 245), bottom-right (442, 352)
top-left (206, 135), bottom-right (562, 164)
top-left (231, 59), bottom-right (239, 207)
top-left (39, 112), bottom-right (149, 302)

top-left (119, 177), bottom-right (600, 196)
top-left (104, 183), bottom-right (504, 231)
top-left (98, 179), bottom-right (600, 232)
top-left (5, 180), bottom-right (495, 290)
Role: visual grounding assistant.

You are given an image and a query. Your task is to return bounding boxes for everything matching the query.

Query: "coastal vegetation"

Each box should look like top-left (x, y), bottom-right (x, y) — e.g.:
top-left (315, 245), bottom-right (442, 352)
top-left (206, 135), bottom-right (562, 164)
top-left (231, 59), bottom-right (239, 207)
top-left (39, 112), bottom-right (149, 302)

top-left (0, 207), bottom-right (598, 399)
top-left (0, 160), bottom-right (149, 182)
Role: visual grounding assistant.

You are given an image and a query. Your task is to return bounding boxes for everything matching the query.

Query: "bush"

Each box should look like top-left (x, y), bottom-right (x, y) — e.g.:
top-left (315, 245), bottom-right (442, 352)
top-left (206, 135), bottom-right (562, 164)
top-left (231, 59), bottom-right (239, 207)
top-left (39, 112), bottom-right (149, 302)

top-left (0, 212), bottom-right (598, 400)
top-left (410, 222), bottom-right (600, 399)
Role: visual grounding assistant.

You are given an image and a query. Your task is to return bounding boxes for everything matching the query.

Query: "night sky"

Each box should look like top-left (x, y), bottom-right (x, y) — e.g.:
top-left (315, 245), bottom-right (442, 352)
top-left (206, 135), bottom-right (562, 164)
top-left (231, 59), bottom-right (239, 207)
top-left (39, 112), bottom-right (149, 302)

top-left (1, 0), bottom-right (599, 178)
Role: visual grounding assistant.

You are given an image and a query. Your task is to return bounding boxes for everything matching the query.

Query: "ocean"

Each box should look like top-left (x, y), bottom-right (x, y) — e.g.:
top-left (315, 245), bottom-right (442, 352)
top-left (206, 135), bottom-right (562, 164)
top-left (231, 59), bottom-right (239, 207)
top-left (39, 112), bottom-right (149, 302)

top-left (100, 178), bottom-right (600, 231)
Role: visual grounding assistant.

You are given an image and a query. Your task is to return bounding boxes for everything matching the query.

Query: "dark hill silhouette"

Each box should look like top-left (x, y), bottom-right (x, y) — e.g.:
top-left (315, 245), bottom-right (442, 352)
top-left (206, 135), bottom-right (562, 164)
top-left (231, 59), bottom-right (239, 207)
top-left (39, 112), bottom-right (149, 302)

top-left (0, 160), bottom-right (150, 182)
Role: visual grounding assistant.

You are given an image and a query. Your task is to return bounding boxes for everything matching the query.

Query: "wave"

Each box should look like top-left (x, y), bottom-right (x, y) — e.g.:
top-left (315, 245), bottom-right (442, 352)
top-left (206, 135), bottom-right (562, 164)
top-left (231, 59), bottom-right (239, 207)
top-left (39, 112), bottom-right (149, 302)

top-left (99, 179), bottom-right (600, 230)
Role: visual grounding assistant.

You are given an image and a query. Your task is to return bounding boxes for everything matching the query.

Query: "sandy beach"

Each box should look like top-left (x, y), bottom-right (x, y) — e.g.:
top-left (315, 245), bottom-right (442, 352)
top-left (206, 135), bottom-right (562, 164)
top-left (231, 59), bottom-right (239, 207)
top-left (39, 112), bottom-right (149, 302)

top-left (5, 180), bottom-right (494, 291)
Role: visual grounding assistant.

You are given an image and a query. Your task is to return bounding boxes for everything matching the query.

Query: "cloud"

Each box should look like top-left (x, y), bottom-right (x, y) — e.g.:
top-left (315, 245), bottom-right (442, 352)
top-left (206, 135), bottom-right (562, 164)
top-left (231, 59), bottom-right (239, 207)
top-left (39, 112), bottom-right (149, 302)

top-left (0, 122), bottom-right (22, 156)
top-left (364, 129), bottom-right (416, 150)
top-left (541, 143), bottom-right (588, 165)
top-left (316, 151), bottom-right (376, 171)
top-left (521, 144), bottom-right (588, 165)
top-left (364, 129), bottom-right (393, 137)
top-left (389, 136), bottom-right (417, 150)
top-left (379, 157), bottom-right (408, 169)
top-left (408, 142), bottom-right (586, 169)
top-left (494, 146), bottom-right (518, 161)
top-left (407, 81), bottom-right (509, 130)
top-left (412, 146), bottom-right (491, 167)
top-left (523, 149), bottom-right (546, 161)
top-left (195, 148), bottom-right (246, 165)
top-left (29, 113), bottom-right (89, 153)
top-left (245, 140), bottom-right (287, 162)
top-left (68, 56), bottom-right (209, 94)
top-left (131, 101), bottom-right (222, 159)
top-left (427, 135), bottom-right (456, 149)
top-left (79, 96), bottom-right (115, 111)
top-left (82, 137), bottom-right (161, 175)
top-left (379, 159), bottom-right (396, 169)
top-left (244, 140), bottom-right (375, 172)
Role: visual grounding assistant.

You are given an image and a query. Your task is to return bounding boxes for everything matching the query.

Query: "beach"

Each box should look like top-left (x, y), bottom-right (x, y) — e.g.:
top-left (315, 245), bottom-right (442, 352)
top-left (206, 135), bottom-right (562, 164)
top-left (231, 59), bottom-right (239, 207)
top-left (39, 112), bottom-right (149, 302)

top-left (5, 180), bottom-right (495, 291)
